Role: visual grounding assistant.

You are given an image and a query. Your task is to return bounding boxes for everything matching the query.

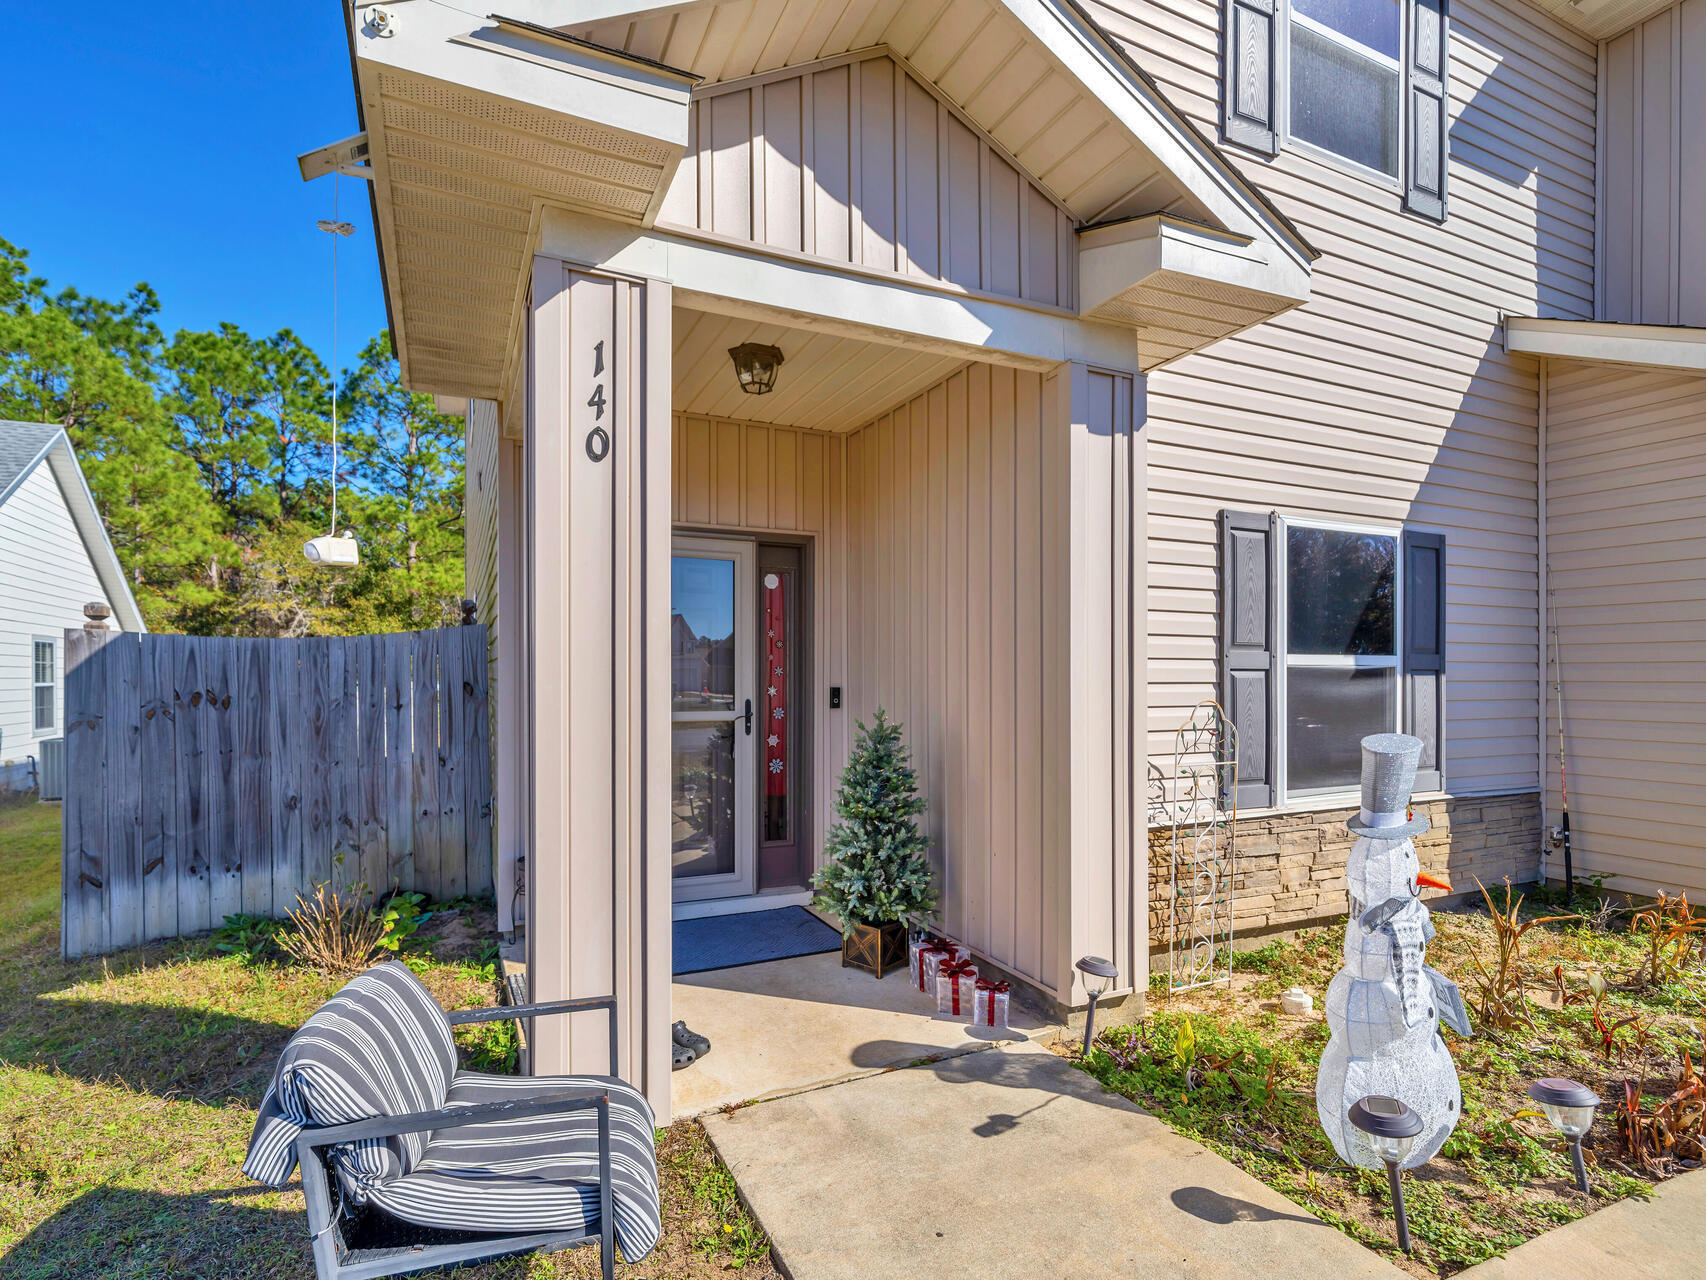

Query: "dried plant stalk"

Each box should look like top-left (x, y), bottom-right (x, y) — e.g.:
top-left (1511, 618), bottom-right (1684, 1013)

top-left (278, 880), bottom-right (384, 975)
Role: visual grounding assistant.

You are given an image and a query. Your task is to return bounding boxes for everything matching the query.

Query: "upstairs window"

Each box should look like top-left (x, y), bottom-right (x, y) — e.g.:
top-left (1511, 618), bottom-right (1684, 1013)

top-left (1222, 0), bottom-right (1449, 220)
top-left (1288, 0), bottom-right (1402, 178)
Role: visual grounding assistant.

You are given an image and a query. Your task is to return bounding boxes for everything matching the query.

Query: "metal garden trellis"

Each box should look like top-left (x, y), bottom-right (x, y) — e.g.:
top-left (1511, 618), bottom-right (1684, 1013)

top-left (1167, 699), bottom-right (1239, 993)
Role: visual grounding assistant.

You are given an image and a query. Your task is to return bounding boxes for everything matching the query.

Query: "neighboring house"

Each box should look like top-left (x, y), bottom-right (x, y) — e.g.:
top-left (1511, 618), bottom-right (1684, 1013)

top-left (0, 421), bottom-right (146, 785)
top-left (335, 0), bottom-right (1704, 1118)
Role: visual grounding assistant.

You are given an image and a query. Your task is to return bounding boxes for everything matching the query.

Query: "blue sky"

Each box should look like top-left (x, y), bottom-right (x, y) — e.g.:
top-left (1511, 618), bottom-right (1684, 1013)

top-left (3, 4), bottom-right (387, 375)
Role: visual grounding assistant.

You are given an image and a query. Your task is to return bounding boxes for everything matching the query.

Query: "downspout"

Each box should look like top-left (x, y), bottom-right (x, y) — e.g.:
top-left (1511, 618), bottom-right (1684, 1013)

top-left (1536, 358), bottom-right (1549, 886)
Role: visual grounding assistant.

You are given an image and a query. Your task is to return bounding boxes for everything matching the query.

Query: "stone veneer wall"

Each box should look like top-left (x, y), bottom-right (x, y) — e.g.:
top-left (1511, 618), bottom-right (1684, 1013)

top-left (1148, 793), bottom-right (1543, 950)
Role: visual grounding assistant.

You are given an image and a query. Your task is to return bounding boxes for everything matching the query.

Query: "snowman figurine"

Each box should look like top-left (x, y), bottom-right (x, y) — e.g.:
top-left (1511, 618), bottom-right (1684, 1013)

top-left (1315, 734), bottom-right (1472, 1171)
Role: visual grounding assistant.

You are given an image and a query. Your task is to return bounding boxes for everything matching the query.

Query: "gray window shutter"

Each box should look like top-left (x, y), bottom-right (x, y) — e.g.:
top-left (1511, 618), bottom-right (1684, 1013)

top-left (1220, 510), bottom-right (1276, 808)
top-left (1404, 531), bottom-right (1446, 793)
top-left (1223, 0), bottom-right (1279, 156)
top-left (1405, 0), bottom-right (1449, 221)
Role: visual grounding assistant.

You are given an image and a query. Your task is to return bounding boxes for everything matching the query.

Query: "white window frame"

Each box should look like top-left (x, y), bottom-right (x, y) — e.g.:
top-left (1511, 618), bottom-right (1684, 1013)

top-left (31, 637), bottom-right (56, 736)
top-left (1281, 2), bottom-right (1406, 190)
top-left (1274, 516), bottom-right (1404, 806)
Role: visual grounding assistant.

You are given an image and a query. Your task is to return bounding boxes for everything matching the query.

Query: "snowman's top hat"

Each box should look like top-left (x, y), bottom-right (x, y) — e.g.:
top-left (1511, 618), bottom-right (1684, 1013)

top-left (1345, 733), bottom-right (1431, 840)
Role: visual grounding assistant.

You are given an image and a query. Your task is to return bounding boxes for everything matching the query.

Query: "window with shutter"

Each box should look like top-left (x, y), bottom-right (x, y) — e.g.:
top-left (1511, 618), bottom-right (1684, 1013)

top-left (1220, 514), bottom-right (1446, 808)
top-left (1220, 0), bottom-right (1449, 219)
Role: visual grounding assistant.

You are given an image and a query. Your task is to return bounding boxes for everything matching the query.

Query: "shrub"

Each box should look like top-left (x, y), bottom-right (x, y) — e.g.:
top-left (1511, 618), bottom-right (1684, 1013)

top-left (278, 880), bottom-right (386, 974)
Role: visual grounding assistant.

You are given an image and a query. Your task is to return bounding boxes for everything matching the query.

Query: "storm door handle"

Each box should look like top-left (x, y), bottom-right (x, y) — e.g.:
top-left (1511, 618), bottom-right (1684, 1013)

top-left (743, 699), bottom-right (754, 736)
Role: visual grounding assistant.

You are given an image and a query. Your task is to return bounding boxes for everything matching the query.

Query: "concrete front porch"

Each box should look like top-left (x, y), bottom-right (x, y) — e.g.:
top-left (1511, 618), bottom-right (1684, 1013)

top-left (670, 951), bottom-right (1058, 1116)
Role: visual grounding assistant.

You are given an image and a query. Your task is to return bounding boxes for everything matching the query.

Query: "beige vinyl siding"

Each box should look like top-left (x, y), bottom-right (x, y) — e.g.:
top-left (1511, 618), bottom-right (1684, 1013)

top-left (844, 365), bottom-right (1058, 992)
top-left (1544, 360), bottom-right (1706, 898)
top-left (1088, 0), bottom-right (1596, 801)
top-left (1600, 0), bottom-right (1706, 327)
top-left (837, 364), bottom-right (1144, 1000)
top-left (656, 51), bottom-right (1078, 310)
top-left (669, 415), bottom-right (852, 882)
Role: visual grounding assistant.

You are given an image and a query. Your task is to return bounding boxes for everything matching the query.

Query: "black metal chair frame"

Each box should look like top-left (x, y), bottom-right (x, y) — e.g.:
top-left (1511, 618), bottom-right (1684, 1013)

top-left (292, 996), bottom-right (624, 1280)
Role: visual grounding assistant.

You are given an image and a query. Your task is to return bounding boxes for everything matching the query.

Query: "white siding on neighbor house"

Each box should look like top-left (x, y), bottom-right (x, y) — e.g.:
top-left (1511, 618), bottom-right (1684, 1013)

top-left (1544, 359), bottom-right (1706, 898)
top-left (0, 461), bottom-right (117, 762)
top-left (1087, 0), bottom-right (1597, 802)
top-left (1599, 0), bottom-right (1706, 327)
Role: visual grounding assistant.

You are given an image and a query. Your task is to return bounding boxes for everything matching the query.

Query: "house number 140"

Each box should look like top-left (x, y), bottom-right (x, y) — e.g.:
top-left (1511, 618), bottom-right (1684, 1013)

top-left (585, 339), bottom-right (609, 462)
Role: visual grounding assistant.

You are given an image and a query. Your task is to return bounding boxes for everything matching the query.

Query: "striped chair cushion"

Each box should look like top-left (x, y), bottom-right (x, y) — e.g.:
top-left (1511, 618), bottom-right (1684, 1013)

top-left (364, 1070), bottom-right (662, 1263)
top-left (243, 961), bottom-right (458, 1193)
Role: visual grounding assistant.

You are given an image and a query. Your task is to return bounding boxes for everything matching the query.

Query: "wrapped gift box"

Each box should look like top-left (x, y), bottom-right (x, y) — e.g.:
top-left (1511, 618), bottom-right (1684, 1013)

top-left (910, 937), bottom-right (968, 993)
top-left (972, 977), bottom-right (1011, 1028)
top-left (935, 959), bottom-right (979, 1017)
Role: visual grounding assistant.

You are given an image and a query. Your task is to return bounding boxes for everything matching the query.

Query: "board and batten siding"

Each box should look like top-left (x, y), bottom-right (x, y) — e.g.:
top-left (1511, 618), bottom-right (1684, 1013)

top-left (1086, 0), bottom-right (1597, 801)
top-left (1599, 0), bottom-right (1706, 327)
top-left (839, 364), bottom-right (1143, 1002)
top-left (1544, 360), bottom-right (1706, 898)
top-left (0, 461), bottom-right (118, 758)
top-left (656, 51), bottom-right (1078, 310)
top-left (669, 414), bottom-right (852, 889)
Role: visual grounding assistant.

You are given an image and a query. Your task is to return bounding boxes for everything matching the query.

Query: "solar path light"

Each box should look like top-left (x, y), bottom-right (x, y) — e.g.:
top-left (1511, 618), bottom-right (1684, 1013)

top-left (1528, 1077), bottom-right (1600, 1192)
top-left (1075, 955), bottom-right (1118, 1057)
top-left (1348, 1095), bottom-right (1424, 1254)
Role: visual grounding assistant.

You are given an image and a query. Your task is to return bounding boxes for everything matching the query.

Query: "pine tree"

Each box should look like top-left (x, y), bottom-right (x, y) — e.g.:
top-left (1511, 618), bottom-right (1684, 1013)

top-left (811, 709), bottom-right (936, 930)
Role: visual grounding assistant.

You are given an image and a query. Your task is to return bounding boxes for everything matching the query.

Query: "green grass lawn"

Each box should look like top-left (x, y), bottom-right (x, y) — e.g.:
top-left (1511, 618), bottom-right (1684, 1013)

top-left (0, 800), bottom-right (776, 1279)
top-left (1077, 887), bottom-right (1704, 1278)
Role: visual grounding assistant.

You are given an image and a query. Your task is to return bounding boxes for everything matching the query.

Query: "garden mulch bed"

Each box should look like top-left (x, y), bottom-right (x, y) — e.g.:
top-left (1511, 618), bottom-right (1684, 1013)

top-left (1071, 887), bottom-right (1705, 1278)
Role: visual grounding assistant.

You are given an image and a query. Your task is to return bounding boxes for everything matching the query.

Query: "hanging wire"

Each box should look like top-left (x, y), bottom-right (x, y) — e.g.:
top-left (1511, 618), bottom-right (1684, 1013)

top-left (330, 174), bottom-right (340, 538)
top-left (316, 176), bottom-right (354, 538)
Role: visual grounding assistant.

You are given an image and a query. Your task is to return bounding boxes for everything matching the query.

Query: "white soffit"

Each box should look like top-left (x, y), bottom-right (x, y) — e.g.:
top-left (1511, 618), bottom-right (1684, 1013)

top-left (1505, 317), bottom-right (1706, 375)
top-left (673, 308), bottom-right (966, 431)
top-left (1519, 0), bottom-right (1681, 39)
top-left (350, 3), bottom-right (698, 398)
top-left (560, 0), bottom-right (1315, 288)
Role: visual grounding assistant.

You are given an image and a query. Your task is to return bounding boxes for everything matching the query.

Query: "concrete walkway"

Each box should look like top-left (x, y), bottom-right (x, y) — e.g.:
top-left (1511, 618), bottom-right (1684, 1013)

top-left (672, 951), bottom-right (1055, 1115)
top-left (1455, 1166), bottom-right (1706, 1280)
top-left (703, 1039), bottom-right (1403, 1280)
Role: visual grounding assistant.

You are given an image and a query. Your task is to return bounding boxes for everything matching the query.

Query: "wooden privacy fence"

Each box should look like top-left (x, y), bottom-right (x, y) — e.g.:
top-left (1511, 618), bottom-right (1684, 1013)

top-left (62, 622), bottom-right (492, 958)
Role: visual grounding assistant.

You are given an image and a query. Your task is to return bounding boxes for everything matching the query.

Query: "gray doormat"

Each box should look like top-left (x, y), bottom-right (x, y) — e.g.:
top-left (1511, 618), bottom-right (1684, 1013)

top-left (673, 906), bottom-right (842, 975)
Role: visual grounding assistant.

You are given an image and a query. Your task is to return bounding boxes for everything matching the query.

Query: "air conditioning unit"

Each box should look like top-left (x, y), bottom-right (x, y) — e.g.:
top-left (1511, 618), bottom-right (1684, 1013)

top-left (38, 738), bottom-right (65, 801)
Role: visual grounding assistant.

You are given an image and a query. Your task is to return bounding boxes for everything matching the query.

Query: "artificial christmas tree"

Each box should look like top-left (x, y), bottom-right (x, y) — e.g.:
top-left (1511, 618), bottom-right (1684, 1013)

top-left (811, 709), bottom-right (937, 977)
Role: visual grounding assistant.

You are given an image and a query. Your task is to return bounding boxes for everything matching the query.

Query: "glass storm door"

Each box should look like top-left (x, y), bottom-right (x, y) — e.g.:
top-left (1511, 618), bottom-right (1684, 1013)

top-left (670, 537), bottom-right (757, 901)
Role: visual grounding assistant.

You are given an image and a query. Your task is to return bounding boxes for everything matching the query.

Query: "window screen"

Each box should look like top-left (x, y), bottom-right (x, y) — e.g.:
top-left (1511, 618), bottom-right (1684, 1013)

top-left (1284, 526), bottom-right (1400, 795)
top-left (32, 641), bottom-right (54, 732)
top-left (1289, 0), bottom-right (1401, 177)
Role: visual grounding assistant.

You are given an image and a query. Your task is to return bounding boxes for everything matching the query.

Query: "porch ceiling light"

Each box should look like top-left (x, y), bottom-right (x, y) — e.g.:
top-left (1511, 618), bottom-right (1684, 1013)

top-left (1528, 1077), bottom-right (1599, 1192)
top-left (1348, 1095), bottom-right (1424, 1253)
top-left (1075, 955), bottom-right (1118, 1058)
top-left (728, 342), bottom-right (784, 395)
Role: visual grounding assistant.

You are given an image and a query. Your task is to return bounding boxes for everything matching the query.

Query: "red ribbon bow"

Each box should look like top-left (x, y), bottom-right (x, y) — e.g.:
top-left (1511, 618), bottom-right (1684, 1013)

top-left (915, 939), bottom-right (956, 990)
top-left (974, 977), bottom-right (1011, 1023)
top-left (938, 958), bottom-right (977, 1015)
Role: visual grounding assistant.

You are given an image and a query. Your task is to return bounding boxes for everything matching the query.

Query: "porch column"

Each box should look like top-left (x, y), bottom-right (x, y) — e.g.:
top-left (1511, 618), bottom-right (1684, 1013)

top-left (1039, 363), bottom-right (1148, 1019)
top-left (525, 258), bottom-right (673, 1120)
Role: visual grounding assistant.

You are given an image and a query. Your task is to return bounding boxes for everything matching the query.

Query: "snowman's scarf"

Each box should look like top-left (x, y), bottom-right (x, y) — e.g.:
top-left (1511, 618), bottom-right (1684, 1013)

top-left (1374, 907), bottom-right (1435, 1027)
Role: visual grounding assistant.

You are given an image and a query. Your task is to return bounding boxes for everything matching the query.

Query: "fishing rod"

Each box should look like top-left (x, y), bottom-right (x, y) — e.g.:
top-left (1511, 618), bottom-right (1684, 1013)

top-left (1548, 584), bottom-right (1572, 905)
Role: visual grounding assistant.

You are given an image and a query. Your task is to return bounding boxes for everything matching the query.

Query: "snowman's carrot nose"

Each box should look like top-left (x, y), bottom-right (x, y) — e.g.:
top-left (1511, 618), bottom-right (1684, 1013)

top-left (1416, 872), bottom-right (1452, 892)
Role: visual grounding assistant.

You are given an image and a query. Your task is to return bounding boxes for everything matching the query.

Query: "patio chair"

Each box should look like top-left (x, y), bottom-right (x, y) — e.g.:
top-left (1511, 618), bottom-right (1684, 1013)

top-left (242, 960), bottom-right (659, 1280)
